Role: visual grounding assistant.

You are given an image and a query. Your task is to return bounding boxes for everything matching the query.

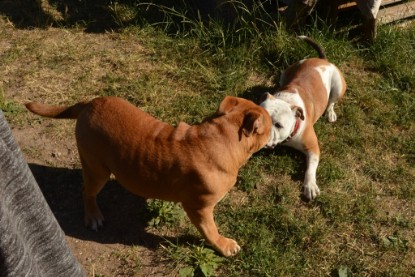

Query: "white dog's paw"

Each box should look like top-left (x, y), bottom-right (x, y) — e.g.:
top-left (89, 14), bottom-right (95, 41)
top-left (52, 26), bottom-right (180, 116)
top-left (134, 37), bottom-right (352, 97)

top-left (327, 110), bottom-right (337, 123)
top-left (303, 182), bottom-right (320, 201)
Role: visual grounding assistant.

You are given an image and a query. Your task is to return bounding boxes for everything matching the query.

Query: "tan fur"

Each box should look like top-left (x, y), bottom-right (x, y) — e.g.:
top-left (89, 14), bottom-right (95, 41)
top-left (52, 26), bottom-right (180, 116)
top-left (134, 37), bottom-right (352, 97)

top-left (260, 37), bottom-right (347, 200)
top-left (281, 57), bottom-right (346, 199)
top-left (281, 58), bottom-right (335, 123)
top-left (26, 96), bottom-right (271, 257)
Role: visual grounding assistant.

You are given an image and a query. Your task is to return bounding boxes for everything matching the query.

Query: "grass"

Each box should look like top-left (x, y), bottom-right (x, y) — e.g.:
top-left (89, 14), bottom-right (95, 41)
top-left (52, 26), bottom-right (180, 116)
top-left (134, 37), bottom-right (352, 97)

top-left (161, 240), bottom-right (224, 277)
top-left (1, 1), bottom-right (415, 276)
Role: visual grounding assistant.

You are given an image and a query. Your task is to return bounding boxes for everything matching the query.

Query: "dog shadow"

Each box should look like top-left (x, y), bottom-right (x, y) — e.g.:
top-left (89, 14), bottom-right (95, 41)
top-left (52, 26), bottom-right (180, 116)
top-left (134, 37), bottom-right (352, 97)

top-left (259, 146), bottom-right (310, 202)
top-left (240, 84), bottom-right (278, 104)
top-left (29, 163), bottom-right (198, 249)
top-left (261, 146), bottom-right (306, 180)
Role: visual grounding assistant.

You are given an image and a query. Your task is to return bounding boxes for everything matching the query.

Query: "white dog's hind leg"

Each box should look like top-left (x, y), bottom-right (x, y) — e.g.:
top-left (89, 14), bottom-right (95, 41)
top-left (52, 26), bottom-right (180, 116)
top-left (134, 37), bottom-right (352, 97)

top-left (326, 103), bottom-right (337, 123)
top-left (326, 66), bottom-right (346, 123)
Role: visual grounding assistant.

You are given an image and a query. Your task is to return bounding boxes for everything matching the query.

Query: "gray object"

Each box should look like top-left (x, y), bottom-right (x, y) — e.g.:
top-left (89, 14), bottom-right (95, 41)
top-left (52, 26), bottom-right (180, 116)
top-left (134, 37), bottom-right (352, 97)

top-left (0, 110), bottom-right (85, 277)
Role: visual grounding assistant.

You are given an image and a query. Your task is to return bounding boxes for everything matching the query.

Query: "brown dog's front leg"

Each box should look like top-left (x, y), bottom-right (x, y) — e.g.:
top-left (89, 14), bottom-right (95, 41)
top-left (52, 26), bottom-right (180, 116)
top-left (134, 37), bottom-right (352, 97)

top-left (183, 205), bottom-right (241, 257)
top-left (83, 194), bottom-right (104, 231)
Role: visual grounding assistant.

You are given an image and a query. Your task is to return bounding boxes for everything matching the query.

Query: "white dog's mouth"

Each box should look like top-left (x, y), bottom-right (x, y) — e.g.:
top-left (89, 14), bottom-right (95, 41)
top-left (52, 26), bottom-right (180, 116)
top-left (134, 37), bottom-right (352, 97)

top-left (264, 126), bottom-right (282, 149)
top-left (264, 143), bottom-right (275, 149)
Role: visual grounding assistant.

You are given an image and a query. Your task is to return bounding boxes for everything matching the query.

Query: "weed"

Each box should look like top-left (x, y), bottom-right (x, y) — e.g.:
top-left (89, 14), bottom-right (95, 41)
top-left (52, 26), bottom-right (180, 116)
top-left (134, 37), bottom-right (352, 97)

top-left (380, 232), bottom-right (409, 252)
top-left (147, 199), bottom-right (185, 228)
top-left (0, 88), bottom-right (23, 122)
top-left (333, 265), bottom-right (353, 277)
top-left (162, 241), bottom-right (224, 277)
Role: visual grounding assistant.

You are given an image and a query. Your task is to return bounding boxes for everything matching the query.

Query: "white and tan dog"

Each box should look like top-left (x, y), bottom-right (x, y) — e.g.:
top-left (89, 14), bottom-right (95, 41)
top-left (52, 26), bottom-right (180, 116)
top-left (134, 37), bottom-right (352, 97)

top-left (260, 36), bottom-right (346, 200)
top-left (25, 96), bottom-right (272, 257)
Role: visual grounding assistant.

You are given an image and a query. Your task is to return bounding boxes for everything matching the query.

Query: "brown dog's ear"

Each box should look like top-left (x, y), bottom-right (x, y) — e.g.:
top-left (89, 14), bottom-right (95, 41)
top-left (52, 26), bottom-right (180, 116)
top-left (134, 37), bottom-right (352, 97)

top-left (217, 96), bottom-right (240, 115)
top-left (291, 105), bottom-right (305, 121)
top-left (242, 111), bottom-right (263, 137)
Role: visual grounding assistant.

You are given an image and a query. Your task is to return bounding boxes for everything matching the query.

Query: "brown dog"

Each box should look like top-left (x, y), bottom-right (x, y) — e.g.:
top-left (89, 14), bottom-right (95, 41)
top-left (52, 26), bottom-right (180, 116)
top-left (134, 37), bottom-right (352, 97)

top-left (26, 96), bottom-right (272, 257)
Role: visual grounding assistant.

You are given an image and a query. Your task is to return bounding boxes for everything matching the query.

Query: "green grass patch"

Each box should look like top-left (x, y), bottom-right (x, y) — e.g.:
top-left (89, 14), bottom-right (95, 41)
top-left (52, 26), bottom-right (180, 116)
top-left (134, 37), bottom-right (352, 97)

top-left (2, 2), bottom-right (415, 276)
top-left (162, 240), bottom-right (224, 277)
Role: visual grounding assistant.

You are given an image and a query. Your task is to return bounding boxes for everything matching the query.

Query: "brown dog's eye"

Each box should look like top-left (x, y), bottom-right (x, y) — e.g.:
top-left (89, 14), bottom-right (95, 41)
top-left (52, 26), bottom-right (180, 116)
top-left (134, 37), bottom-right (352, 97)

top-left (275, 122), bottom-right (283, 129)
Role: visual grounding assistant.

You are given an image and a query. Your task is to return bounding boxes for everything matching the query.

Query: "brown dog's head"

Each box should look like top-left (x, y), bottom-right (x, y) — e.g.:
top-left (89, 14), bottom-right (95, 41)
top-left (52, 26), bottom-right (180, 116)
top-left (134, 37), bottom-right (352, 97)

top-left (217, 96), bottom-right (272, 152)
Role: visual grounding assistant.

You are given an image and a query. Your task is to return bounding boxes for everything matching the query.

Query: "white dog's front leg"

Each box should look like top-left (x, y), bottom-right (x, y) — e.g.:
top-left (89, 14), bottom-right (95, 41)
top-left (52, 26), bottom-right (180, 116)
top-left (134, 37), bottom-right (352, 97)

top-left (303, 151), bottom-right (320, 200)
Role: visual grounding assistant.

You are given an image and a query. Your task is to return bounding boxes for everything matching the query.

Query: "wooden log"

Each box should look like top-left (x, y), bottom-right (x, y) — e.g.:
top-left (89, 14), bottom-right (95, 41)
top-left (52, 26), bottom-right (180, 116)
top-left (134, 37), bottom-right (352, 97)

top-left (378, 1), bottom-right (415, 23)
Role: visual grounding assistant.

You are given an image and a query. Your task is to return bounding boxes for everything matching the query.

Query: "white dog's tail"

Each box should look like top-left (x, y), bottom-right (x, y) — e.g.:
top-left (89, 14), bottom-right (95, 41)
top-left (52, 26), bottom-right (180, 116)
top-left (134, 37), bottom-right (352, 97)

top-left (298, 36), bottom-right (326, 60)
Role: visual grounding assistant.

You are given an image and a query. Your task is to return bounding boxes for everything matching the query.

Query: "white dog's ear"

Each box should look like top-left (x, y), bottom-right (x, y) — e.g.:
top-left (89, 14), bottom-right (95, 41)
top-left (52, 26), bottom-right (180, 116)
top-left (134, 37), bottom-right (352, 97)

top-left (291, 106), bottom-right (305, 120)
top-left (242, 111), bottom-right (263, 137)
top-left (259, 92), bottom-right (274, 103)
top-left (217, 96), bottom-right (239, 115)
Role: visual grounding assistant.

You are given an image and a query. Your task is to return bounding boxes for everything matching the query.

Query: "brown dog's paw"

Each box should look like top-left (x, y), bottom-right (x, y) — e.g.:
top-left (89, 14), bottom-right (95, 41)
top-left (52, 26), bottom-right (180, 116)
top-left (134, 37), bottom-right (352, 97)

top-left (84, 212), bottom-right (104, 231)
top-left (215, 237), bottom-right (241, 257)
top-left (84, 196), bottom-right (105, 231)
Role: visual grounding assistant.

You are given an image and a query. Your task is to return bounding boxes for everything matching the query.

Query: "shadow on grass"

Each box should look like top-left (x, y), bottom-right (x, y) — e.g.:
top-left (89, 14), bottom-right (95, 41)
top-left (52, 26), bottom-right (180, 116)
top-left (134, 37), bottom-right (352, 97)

top-left (0, 0), bottom-right (284, 36)
top-left (29, 163), bottom-right (199, 250)
top-left (0, 0), bottom-right (134, 32)
top-left (241, 84), bottom-right (276, 104)
top-left (0, 0), bottom-right (261, 32)
top-left (0, 0), bottom-right (368, 46)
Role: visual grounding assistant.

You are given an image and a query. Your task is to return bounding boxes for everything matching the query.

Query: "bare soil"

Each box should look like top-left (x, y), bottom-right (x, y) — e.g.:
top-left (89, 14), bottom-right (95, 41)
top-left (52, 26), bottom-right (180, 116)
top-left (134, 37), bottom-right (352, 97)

top-left (1, 19), bottom-right (175, 276)
top-left (14, 126), bottom-right (170, 276)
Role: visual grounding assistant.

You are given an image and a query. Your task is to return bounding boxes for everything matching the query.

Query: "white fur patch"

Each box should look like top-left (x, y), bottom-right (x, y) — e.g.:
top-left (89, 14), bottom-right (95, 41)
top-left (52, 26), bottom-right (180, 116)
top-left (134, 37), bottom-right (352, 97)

top-left (314, 65), bottom-right (332, 98)
top-left (260, 98), bottom-right (297, 147)
top-left (303, 151), bottom-right (320, 200)
top-left (275, 90), bottom-right (303, 107)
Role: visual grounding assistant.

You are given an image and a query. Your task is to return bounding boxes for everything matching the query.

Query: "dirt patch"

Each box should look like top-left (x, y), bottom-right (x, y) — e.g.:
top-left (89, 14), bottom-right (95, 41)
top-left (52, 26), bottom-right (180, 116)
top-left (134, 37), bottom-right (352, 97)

top-left (1, 19), bottom-right (175, 275)
top-left (12, 117), bottom-right (178, 276)
top-left (12, 116), bottom-right (174, 276)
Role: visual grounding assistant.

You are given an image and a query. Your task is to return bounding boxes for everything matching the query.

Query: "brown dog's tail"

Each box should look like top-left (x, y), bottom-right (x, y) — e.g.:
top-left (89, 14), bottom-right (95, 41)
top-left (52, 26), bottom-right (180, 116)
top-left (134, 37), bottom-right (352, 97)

top-left (298, 36), bottom-right (326, 60)
top-left (25, 101), bottom-right (89, 119)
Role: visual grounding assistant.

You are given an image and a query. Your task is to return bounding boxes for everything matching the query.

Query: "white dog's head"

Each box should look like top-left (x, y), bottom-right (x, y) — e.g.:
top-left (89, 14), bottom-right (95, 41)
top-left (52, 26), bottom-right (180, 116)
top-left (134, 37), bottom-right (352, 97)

top-left (259, 93), bottom-right (304, 148)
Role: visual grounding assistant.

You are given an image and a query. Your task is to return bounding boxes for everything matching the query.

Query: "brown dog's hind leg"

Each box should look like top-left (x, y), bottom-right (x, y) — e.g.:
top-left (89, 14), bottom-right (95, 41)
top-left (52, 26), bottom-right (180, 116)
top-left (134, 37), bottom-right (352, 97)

top-left (183, 204), bottom-right (241, 257)
top-left (80, 156), bottom-right (110, 231)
